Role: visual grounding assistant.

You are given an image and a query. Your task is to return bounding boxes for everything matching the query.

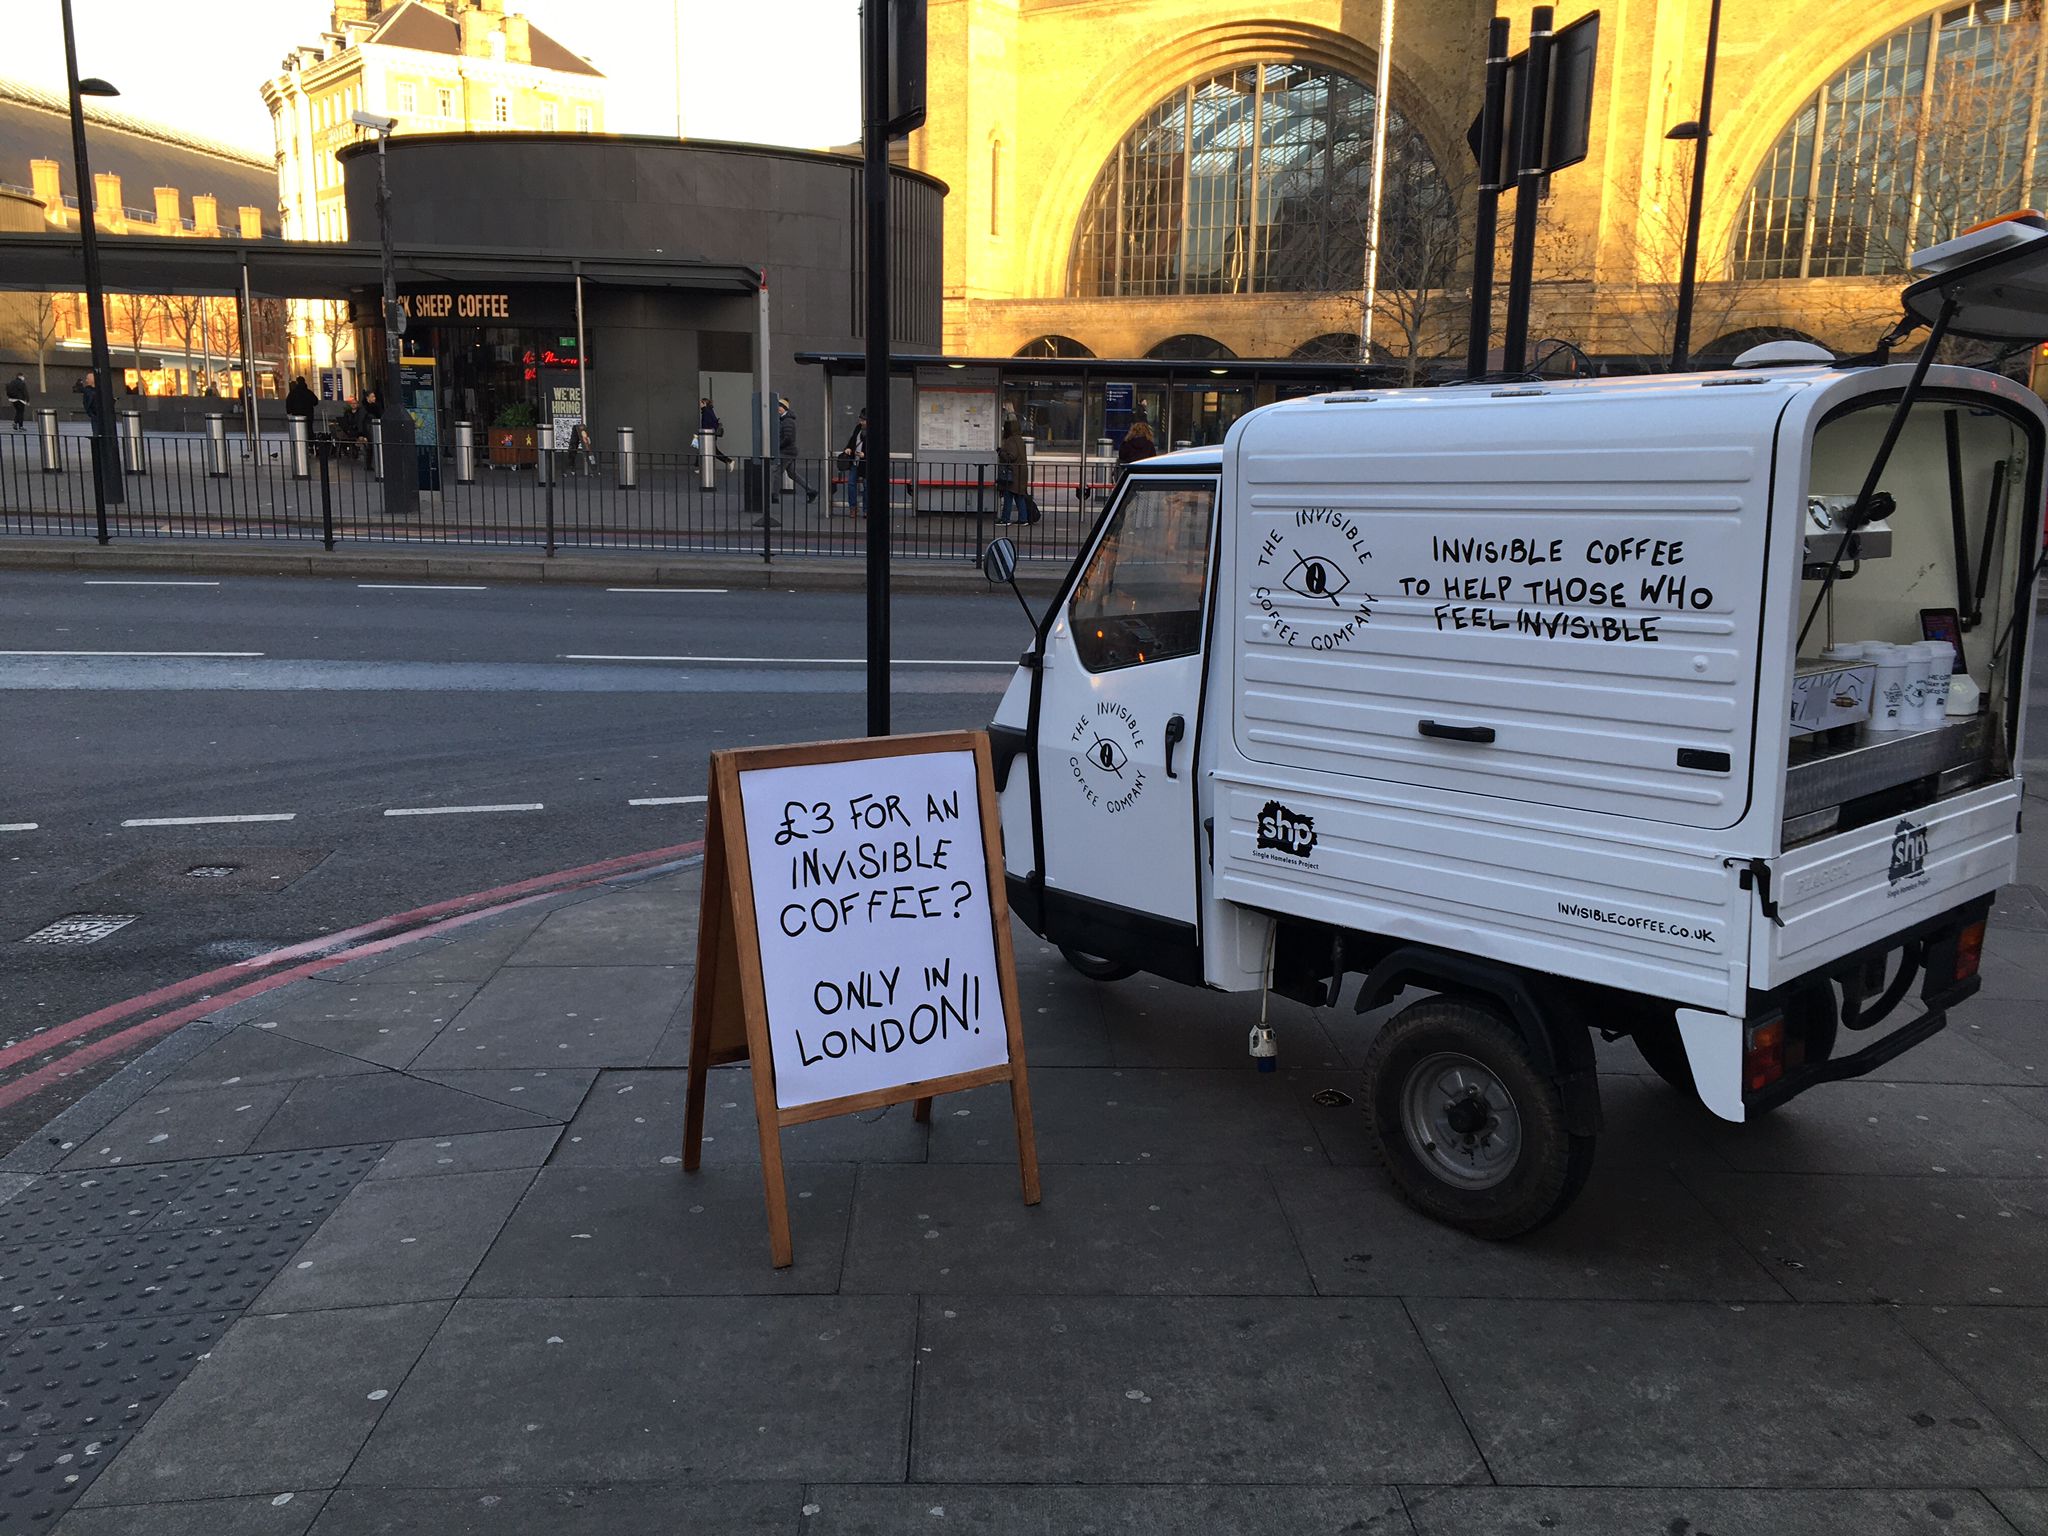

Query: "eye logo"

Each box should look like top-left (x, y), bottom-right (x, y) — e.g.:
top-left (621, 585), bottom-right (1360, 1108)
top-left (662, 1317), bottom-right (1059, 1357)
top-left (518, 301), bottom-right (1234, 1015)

top-left (1283, 554), bottom-right (1349, 604)
top-left (1089, 736), bottom-right (1129, 776)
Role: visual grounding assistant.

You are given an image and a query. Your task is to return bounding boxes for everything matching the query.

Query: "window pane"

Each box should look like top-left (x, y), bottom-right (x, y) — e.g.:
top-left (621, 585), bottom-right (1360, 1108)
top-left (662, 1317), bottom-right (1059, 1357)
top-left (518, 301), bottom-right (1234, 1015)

top-left (1068, 482), bottom-right (1216, 671)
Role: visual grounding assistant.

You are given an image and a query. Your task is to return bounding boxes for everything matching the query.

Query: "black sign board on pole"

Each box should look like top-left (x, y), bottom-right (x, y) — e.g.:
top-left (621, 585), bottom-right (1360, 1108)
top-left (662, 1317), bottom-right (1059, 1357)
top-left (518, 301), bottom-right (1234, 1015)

top-left (1466, 11), bottom-right (1599, 183)
top-left (888, 0), bottom-right (927, 136)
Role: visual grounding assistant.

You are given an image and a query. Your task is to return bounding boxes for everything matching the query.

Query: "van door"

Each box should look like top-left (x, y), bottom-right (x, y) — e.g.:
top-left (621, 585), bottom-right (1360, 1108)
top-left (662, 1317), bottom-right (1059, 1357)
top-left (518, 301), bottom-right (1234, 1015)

top-left (1033, 476), bottom-right (1218, 978)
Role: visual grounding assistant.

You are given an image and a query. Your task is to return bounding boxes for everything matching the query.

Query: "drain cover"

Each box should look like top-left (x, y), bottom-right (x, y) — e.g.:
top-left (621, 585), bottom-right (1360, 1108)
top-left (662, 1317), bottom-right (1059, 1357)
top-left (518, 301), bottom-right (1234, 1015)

top-left (20, 915), bottom-right (138, 947)
top-left (185, 866), bottom-right (238, 880)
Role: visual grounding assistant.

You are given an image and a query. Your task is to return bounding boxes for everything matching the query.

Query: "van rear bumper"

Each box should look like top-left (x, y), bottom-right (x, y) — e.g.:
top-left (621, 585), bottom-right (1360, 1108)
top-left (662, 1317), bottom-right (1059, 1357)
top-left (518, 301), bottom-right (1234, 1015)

top-left (1743, 990), bottom-right (1964, 1113)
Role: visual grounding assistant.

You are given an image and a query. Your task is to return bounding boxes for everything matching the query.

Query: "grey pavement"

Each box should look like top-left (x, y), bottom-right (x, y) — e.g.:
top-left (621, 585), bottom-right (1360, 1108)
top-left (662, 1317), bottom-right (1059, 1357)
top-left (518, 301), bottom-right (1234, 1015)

top-left (2, 850), bottom-right (2047, 1535)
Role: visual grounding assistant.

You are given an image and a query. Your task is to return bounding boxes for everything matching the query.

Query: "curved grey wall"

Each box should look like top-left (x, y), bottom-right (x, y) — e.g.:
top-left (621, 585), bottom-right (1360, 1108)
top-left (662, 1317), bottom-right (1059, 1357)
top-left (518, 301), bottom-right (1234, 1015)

top-left (340, 134), bottom-right (944, 452)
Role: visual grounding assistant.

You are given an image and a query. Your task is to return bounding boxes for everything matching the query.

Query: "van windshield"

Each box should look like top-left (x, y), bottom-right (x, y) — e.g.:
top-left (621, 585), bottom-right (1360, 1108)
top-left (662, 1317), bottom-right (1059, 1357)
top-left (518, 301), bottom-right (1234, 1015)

top-left (1068, 480), bottom-right (1216, 671)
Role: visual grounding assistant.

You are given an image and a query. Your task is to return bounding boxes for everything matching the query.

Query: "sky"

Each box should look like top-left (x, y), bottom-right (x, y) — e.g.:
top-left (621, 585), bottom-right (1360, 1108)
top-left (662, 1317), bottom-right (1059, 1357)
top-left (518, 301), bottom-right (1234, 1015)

top-left (8, 0), bottom-right (862, 155)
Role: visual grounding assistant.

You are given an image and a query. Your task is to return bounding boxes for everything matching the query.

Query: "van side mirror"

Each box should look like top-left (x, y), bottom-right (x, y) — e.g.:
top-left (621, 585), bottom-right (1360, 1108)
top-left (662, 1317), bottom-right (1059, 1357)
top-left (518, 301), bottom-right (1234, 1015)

top-left (981, 537), bottom-right (1018, 585)
top-left (980, 537), bottom-right (1038, 627)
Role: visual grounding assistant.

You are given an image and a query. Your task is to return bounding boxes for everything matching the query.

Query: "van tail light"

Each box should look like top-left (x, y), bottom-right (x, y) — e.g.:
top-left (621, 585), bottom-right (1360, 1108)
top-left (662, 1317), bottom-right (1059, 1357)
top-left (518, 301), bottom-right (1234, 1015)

top-left (1743, 1017), bottom-right (1787, 1095)
top-left (1954, 920), bottom-right (1986, 983)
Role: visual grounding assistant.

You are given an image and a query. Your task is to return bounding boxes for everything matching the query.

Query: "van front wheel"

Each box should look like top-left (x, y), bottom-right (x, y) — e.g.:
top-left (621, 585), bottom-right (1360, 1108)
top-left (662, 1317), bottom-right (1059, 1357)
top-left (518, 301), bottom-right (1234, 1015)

top-left (1362, 996), bottom-right (1594, 1239)
top-left (1059, 946), bottom-right (1135, 982)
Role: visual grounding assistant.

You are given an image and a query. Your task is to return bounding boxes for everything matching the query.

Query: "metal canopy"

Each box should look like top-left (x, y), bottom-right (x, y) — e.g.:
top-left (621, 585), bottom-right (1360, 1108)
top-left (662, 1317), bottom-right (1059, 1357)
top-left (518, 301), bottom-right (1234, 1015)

top-left (1902, 220), bottom-right (2048, 342)
top-left (0, 232), bottom-right (763, 300)
top-left (795, 350), bottom-right (1396, 384)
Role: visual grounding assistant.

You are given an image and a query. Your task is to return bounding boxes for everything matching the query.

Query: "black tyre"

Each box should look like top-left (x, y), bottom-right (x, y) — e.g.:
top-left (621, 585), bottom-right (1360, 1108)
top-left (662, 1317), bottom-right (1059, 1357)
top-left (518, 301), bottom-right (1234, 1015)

top-left (1361, 996), bottom-right (1595, 1240)
top-left (1059, 946), bottom-right (1135, 983)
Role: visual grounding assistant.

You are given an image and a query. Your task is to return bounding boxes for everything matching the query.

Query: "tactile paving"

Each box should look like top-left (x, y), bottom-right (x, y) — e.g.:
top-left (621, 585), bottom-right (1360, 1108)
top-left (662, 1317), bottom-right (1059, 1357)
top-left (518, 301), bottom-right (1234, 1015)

top-left (0, 1428), bottom-right (124, 1532)
top-left (0, 1166), bottom-right (204, 1249)
top-left (0, 1314), bottom-right (231, 1438)
top-left (0, 1144), bottom-right (385, 1532)
top-left (151, 1145), bottom-right (384, 1231)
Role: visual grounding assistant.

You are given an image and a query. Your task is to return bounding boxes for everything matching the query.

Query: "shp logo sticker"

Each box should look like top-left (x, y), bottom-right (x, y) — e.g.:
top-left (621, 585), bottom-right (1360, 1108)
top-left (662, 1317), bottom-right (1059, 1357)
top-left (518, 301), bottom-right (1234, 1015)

top-left (1067, 702), bottom-right (1146, 815)
top-left (1256, 800), bottom-right (1318, 861)
top-left (1888, 817), bottom-right (1929, 895)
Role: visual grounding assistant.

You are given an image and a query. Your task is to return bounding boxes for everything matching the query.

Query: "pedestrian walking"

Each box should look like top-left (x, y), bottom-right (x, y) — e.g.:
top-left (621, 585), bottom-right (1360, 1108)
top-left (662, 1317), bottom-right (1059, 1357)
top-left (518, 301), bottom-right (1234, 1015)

top-left (697, 398), bottom-right (734, 468)
top-left (6, 373), bottom-right (27, 431)
top-left (995, 415), bottom-right (1031, 525)
top-left (774, 395), bottom-right (817, 504)
top-left (839, 408), bottom-right (867, 516)
top-left (1114, 415), bottom-right (1156, 486)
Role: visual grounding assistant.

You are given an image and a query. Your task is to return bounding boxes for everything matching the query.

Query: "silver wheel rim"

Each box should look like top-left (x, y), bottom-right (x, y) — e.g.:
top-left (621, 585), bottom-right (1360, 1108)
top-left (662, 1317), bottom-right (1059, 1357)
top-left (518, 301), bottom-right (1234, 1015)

top-left (1399, 1051), bottom-right (1522, 1191)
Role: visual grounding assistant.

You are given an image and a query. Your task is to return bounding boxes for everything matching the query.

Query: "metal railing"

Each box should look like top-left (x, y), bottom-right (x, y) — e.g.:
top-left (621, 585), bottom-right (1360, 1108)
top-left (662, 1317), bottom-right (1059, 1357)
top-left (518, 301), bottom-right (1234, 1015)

top-left (0, 425), bottom-right (1109, 565)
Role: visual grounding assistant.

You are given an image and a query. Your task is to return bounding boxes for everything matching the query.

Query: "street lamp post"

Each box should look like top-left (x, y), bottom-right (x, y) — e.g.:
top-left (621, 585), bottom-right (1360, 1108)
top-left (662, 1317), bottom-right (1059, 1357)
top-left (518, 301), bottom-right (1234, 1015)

top-left (1667, 0), bottom-right (1723, 371)
top-left (58, 0), bottom-right (122, 540)
top-left (352, 110), bottom-right (417, 516)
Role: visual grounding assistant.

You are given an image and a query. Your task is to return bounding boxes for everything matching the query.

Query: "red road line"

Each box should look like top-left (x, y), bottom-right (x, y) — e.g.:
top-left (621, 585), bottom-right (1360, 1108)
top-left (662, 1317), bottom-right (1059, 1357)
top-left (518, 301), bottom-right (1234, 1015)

top-left (0, 838), bottom-right (704, 1077)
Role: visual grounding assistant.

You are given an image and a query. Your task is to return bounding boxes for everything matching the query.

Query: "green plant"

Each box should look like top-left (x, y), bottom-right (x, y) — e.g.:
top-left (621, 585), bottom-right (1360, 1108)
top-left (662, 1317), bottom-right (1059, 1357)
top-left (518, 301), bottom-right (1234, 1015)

top-left (493, 401), bottom-right (537, 429)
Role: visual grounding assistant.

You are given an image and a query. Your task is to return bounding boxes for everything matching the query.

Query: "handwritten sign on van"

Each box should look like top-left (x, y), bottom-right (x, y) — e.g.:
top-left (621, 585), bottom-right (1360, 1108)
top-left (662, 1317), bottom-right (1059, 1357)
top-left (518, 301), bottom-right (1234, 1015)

top-left (683, 732), bottom-right (1040, 1267)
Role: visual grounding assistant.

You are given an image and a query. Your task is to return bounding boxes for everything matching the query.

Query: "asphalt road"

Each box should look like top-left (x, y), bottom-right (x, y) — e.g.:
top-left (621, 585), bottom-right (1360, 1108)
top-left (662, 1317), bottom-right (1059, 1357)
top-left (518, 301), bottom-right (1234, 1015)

top-left (0, 572), bottom-right (1032, 1146)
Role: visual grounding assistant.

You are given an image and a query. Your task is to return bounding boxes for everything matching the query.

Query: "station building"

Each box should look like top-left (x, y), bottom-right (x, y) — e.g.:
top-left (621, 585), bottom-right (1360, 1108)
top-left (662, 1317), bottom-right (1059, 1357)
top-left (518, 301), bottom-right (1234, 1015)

top-left (910, 0), bottom-right (2048, 406)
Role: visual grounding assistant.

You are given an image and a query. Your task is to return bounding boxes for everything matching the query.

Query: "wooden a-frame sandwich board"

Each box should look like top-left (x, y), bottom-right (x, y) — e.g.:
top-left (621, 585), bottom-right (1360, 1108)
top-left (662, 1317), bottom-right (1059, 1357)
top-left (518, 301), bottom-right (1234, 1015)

top-left (682, 730), bottom-right (1040, 1268)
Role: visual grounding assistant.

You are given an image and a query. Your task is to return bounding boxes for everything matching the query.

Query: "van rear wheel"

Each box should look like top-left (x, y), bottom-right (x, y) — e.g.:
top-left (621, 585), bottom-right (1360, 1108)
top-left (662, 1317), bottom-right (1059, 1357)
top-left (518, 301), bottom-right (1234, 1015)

top-left (1059, 946), bottom-right (1135, 983)
top-left (1362, 996), bottom-right (1594, 1239)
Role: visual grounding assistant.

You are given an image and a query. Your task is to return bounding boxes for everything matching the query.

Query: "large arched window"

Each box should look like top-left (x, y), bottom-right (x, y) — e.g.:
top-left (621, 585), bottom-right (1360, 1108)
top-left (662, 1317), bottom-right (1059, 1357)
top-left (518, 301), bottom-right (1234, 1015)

top-left (1731, 0), bottom-right (2048, 280)
top-left (1068, 61), bottom-right (1450, 298)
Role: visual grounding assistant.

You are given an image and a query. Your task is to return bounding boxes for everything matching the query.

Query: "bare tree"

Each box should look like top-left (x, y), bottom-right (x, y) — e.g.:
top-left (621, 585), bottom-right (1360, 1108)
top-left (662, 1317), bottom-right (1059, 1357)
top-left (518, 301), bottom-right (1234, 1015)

top-left (10, 290), bottom-right (67, 392)
top-left (1263, 128), bottom-right (1473, 382)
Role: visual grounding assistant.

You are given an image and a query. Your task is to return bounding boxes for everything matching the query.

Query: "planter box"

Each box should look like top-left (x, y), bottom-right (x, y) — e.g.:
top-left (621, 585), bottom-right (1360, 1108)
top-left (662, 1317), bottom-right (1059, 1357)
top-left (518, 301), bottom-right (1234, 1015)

top-left (489, 426), bottom-right (538, 466)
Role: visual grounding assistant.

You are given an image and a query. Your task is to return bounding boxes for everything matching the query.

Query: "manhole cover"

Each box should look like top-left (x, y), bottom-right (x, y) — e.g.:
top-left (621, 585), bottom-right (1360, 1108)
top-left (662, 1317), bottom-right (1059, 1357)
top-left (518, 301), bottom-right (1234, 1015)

top-left (186, 866), bottom-right (239, 879)
top-left (20, 914), bottom-right (138, 946)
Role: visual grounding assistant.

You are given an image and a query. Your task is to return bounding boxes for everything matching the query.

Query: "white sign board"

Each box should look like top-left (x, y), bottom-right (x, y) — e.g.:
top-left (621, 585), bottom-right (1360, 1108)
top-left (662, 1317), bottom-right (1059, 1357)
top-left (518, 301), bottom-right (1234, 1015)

top-left (737, 749), bottom-right (1009, 1108)
top-left (917, 387), bottom-right (998, 454)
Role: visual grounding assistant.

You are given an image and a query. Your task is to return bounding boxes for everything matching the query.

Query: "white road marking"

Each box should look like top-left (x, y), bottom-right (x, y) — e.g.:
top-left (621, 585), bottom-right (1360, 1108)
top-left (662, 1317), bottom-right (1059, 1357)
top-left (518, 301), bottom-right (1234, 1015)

top-left (122, 813), bottom-right (297, 827)
top-left (563, 654), bottom-right (1013, 667)
top-left (0, 650), bottom-right (264, 658)
top-left (628, 795), bottom-right (708, 806)
top-left (605, 588), bottom-right (728, 594)
top-left (0, 823), bottom-right (38, 832)
top-left (358, 584), bottom-right (488, 591)
top-left (82, 579), bottom-right (221, 587)
top-left (384, 803), bottom-right (544, 817)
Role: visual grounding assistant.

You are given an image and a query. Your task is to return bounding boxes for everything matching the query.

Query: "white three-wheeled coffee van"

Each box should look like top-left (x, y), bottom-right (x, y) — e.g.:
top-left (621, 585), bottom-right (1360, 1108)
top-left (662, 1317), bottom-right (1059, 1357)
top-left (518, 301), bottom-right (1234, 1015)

top-left (982, 216), bottom-right (2048, 1237)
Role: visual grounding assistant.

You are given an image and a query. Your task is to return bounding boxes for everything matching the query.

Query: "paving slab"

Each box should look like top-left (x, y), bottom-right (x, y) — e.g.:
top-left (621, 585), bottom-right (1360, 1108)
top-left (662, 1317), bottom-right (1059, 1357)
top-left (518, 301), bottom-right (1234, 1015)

top-left (1989, 1488), bottom-right (2048, 1535)
top-left (307, 1483), bottom-right (797, 1536)
top-left (52, 1491), bottom-right (326, 1536)
top-left (407, 966), bottom-right (686, 1071)
top-left (802, 1484), bottom-right (1414, 1534)
top-left (58, 1085), bottom-right (292, 1171)
top-left (841, 1162), bottom-right (1314, 1296)
top-left (1854, 1013), bottom-right (2039, 1086)
top-left (1275, 1159), bottom-right (1784, 1301)
top-left (1895, 1306), bottom-right (2048, 1461)
top-left (1697, 1079), bottom-right (2048, 1178)
top-left (153, 1029), bottom-right (380, 1095)
top-left (1955, 996), bottom-right (2048, 1079)
top-left (548, 1068), bottom-right (930, 1168)
top-left (347, 1296), bottom-right (914, 1486)
top-left (1409, 1298), bottom-right (2046, 1486)
top-left (252, 1168), bottom-right (535, 1312)
top-left (1398, 1486), bottom-right (2016, 1535)
top-left (414, 1069), bottom-right (595, 1119)
top-left (1099, 974), bottom-right (1348, 1070)
top-left (0, 1312), bottom-right (234, 1437)
top-left (911, 1296), bottom-right (1482, 1484)
top-left (79, 1303), bottom-right (448, 1506)
top-left (369, 1128), bottom-right (561, 1181)
top-left (247, 1074), bottom-right (552, 1153)
top-left (259, 983), bottom-right (481, 1069)
top-left (7, 1221), bottom-right (327, 1329)
top-left (501, 886), bottom-right (699, 968)
top-left (1689, 1172), bottom-right (2048, 1304)
top-left (466, 1164), bottom-right (851, 1296)
top-left (149, 1147), bottom-right (385, 1234)
top-left (926, 1067), bottom-right (1332, 1167)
